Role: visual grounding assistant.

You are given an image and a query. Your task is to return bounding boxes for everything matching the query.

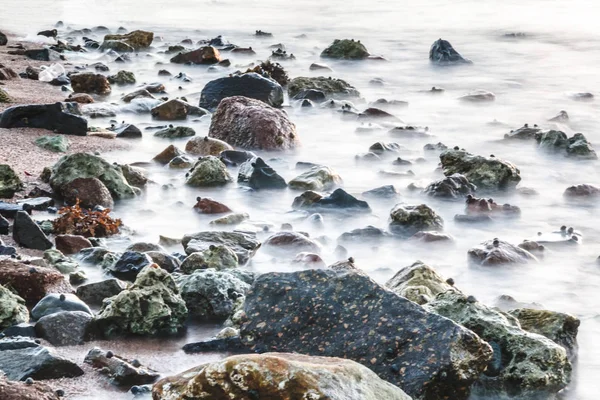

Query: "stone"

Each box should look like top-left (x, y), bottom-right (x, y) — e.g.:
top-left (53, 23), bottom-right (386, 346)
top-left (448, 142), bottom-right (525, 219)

top-left (145, 251), bottom-right (180, 273)
top-left (120, 164), bottom-right (148, 188)
top-left (0, 65), bottom-right (18, 80)
top-left (263, 232), bottom-right (321, 255)
top-left (122, 89), bottom-right (155, 103)
top-left (35, 310), bottom-right (94, 346)
top-left (106, 251), bottom-right (153, 281)
top-left (84, 347), bottom-right (159, 386)
top-left (385, 261), bottom-right (453, 305)
top-left (503, 125), bottom-right (541, 141)
top-left (0, 164), bottom-right (23, 198)
top-left (209, 213), bottom-right (249, 226)
top-left (153, 353), bottom-right (411, 400)
top-left (564, 184), bottom-right (600, 198)
top-left (429, 38), bottom-right (472, 64)
top-left (464, 195), bottom-right (521, 218)
top-left (24, 48), bottom-right (63, 62)
top-left (154, 126), bottom-right (195, 138)
top-left (76, 278), bottom-right (126, 305)
top-left (440, 149), bottom-right (521, 191)
top-left (182, 231), bottom-right (260, 265)
top-left (100, 40), bottom-right (134, 52)
top-left (0, 32), bottom-right (6, 46)
top-left (237, 157), bottom-right (286, 189)
top-left (362, 184), bottom-right (400, 198)
top-left (0, 375), bottom-right (60, 400)
top-left (549, 110), bottom-right (569, 123)
top-left (152, 144), bottom-right (183, 165)
top-left (389, 203), bottom-right (443, 237)
top-left (103, 30), bottom-right (154, 50)
top-left (193, 197), bottom-right (232, 214)
top-left (185, 156), bottom-right (232, 187)
top-left (31, 293), bottom-right (93, 320)
top-left (289, 166), bottom-right (342, 191)
top-left (0, 88), bottom-right (12, 103)
top-left (288, 76), bottom-right (360, 99)
top-left (337, 226), bottom-right (391, 244)
top-left (66, 93), bottom-right (94, 104)
top-left (565, 133), bottom-right (597, 159)
top-left (321, 38), bottom-right (370, 59)
top-left (96, 265), bottom-right (188, 337)
top-left (208, 96), bottom-right (297, 150)
top-left (537, 131), bottom-right (598, 160)
top-left (50, 153), bottom-right (137, 200)
top-left (0, 215), bottom-right (9, 234)
top-left (175, 269), bottom-right (250, 320)
top-left (43, 249), bottom-right (79, 274)
top-left (185, 136), bottom-right (232, 156)
top-left (0, 284), bottom-right (29, 329)
top-left (240, 269), bottom-right (492, 399)
top-left (12, 211), bottom-right (52, 250)
top-left (412, 231), bottom-right (454, 243)
top-left (61, 177), bottom-right (114, 209)
top-left (170, 46), bottom-right (221, 64)
top-left (0, 337), bottom-right (83, 380)
top-left (70, 73), bottom-right (111, 94)
top-left (107, 70), bottom-right (135, 85)
top-left (294, 188), bottom-right (369, 211)
top-left (0, 102), bottom-right (87, 136)
top-left (459, 90), bottom-right (495, 102)
top-left (168, 156), bottom-right (194, 169)
top-left (199, 73), bottom-right (283, 110)
top-left (425, 173), bottom-right (476, 199)
top-left (468, 239), bottom-right (538, 266)
top-left (219, 150), bottom-right (257, 166)
top-left (35, 135), bottom-right (69, 153)
top-left (151, 99), bottom-right (208, 120)
top-left (110, 123), bottom-right (142, 138)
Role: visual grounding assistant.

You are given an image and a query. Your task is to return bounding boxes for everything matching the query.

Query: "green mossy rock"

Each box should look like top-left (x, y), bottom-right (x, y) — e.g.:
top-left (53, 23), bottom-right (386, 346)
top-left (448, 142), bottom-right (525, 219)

top-left (0, 164), bottom-right (23, 198)
top-left (102, 30), bottom-right (153, 50)
top-left (386, 260), bottom-right (453, 304)
top-left (180, 245), bottom-right (239, 274)
top-left (107, 70), bottom-right (136, 85)
top-left (389, 203), bottom-right (444, 237)
top-left (321, 39), bottom-right (370, 60)
top-left (35, 135), bottom-right (69, 153)
top-left (185, 156), bottom-right (232, 187)
top-left (154, 126), bottom-right (195, 139)
top-left (287, 76), bottom-right (360, 99)
top-left (0, 87), bottom-right (12, 103)
top-left (43, 249), bottom-right (79, 274)
top-left (288, 165), bottom-right (342, 191)
top-left (0, 284), bottom-right (29, 329)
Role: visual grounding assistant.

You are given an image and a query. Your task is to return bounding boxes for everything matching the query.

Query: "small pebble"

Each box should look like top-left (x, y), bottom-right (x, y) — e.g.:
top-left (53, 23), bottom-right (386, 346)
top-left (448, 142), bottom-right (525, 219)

top-left (106, 350), bottom-right (114, 358)
top-left (467, 295), bottom-right (477, 303)
top-left (25, 378), bottom-right (34, 385)
top-left (59, 294), bottom-right (66, 301)
top-left (56, 389), bottom-right (65, 397)
top-left (446, 278), bottom-right (455, 286)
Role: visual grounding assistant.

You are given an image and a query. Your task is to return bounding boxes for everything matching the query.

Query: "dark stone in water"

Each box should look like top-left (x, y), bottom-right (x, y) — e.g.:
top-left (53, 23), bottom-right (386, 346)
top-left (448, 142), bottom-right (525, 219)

top-left (0, 215), bottom-right (9, 235)
top-left (455, 214), bottom-right (493, 224)
top-left (49, 75), bottom-right (70, 86)
top-left (107, 251), bottom-right (153, 281)
top-left (338, 226), bottom-right (391, 243)
top-left (292, 89), bottom-right (326, 102)
top-left (0, 102), bottom-right (87, 136)
top-left (182, 337), bottom-right (247, 354)
top-left (305, 188), bottom-right (370, 211)
top-left (425, 174), bottom-right (476, 199)
top-left (362, 185), bottom-right (400, 198)
top-left (12, 211), bottom-right (52, 250)
top-left (237, 157), bottom-right (286, 189)
top-left (0, 202), bottom-right (31, 219)
top-left (24, 48), bottom-right (63, 62)
top-left (16, 197), bottom-right (54, 211)
top-left (219, 150), bottom-right (256, 166)
top-left (429, 38), bottom-right (472, 64)
top-left (199, 73), bottom-right (283, 110)
top-left (110, 123), bottom-right (142, 138)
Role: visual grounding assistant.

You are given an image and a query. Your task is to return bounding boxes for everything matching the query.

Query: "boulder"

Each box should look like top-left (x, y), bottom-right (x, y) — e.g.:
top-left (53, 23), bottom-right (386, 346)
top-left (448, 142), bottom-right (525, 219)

top-left (182, 231), bottom-right (260, 264)
top-left (463, 195), bottom-right (520, 218)
top-left (237, 157), bottom-right (286, 189)
top-left (31, 293), bottom-right (93, 320)
top-left (61, 177), bottom-right (115, 209)
top-left (468, 239), bottom-right (538, 266)
top-left (105, 251), bottom-right (153, 281)
top-left (288, 76), bottom-right (360, 99)
top-left (425, 174), bottom-right (476, 199)
top-left (564, 183), bottom-right (600, 198)
top-left (459, 90), bottom-right (495, 102)
top-left (440, 149), bottom-right (521, 191)
top-left (337, 226), bottom-right (391, 244)
top-left (170, 46), bottom-right (221, 64)
top-left (565, 133), bottom-right (597, 159)
top-left (389, 203), bottom-right (443, 237)
top-left (43, 249), bottom-right (79, 273)
top-left (293, 188), bottom-right (369, 211)
top-left (154, 126), bottom-right (195, 138)
top-left (152, 144), bottom-right (184, 165)
top-left (385, 261), bottom-right (453, 305)
top-left (209, 213), bottom-right (249, 226)
top-left (412, 231), bottom-right (454, 243)
top-left (24, 48), bottom-right (63, 61)
top-left (219, 150), bottom-right (257, 166)
top-left (208, 96), bottom-right (297, 150)
top-left (0, 284), bottom-right (29, 329)
top-left (321, 38), bottom-right (370, 59)
top-left (185, 136), bottom-right (232, 155)
top-left (192, 197), bottom-right (232, 214)
top-left (0, 337), bottom-right (83, 380)
top-left (120, 164), bottom-right (148, 188)
top-left (0, 164), bottom-right (23, 198)
top-left (185, 156), bottom-right (232, 187)
top-left (429, 38), bottom-right (472, 64)
top-left (288, 165), bottom-right (342, 191)
top-left (504, 125), bottom-right (541, 141)
top-left (122, 89), bottom-right (155, 103)
top-left (199, 73), bottom-right (283, 110)
top-left (35, 135), bottom-right (69, 153)
top-left (145, 251), bottom-right (180, 273)
top-left (110, 123), bottom-right (142, 138)
top-left (537, 131), bottom-right (597, 160)
top-left (96, 265), bottom-right (188, 337)
top-left (0, 102), bottom-right (87, 136)
top-left (0, 375), bottom-right (60, 400)
top-left (263, 231), bottom-right (321, 254)
top-left (175, 269), bottom-right (250, 320)
top-left (102, 30), bottom-right (153, 50)
top-left (153, 353), bottom-right (411, 400)
top-left (107, 70), bottom-right (135, 85)
top-left (70, 73), bottom-right (111, 94)
top-left (50, 153), bottom-right (137, 200)
top-left (12, 211), bottom-right (52, 250)
top-left (76, 278), bottom-right (127, 305)
top-left (84, 347), bottom-right (159, 386)
top-left (151, 99), bottom-right (208, 120)
top-left (240, 269), bottom-right (492, 399)
top-left (35, 310), bottom-right (95, 346)
top-left (0, 32), bottom-right (6, 46)
top-left (55, 234), bottom-right (92, 255)
top-left (180, 246), bottom-right (239, 273)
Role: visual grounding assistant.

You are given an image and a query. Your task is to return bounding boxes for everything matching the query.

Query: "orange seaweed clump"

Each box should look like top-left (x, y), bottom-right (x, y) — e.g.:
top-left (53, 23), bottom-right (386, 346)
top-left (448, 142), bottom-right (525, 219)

top-left (52, 199), bottom-right (122, 237)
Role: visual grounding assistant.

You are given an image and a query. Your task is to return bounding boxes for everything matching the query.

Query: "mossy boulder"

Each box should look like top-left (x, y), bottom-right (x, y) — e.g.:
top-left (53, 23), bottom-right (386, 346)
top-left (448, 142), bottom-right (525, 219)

top-left (50, 153), bottom-right (138, 200)
top-left (389, 203), bottom-right (443, 237)
top-left (288, 165), bottom-right (342, 191)
top-left (386, 260), bottom-right (453, 304)
top-left (102, 30), bottom-right (153, 50)
top-left (96, 264), bottom-right (188, 337)
top-left (180, 246), bottom-right (238, 274)
top-left (35, 135), bottom-right (69, 153)
top-left (0, 164), bottom-right (23, 198)
top-left (107, 70), bottom-right (136, 85)
top-left (154, 126), bottom-right (195, 139)
top-left (43, 249), bottom-right (79, 274)
top-left (0, 87), bottom-right (12, 103)
top-left (0, 284), bottom-right (29, 329)
top-left (321, 39), bottom-right (370, 60)
top-left (185, 156), bottom-right (232, 187)
top-left (288, 76), bottom-right (360, 99)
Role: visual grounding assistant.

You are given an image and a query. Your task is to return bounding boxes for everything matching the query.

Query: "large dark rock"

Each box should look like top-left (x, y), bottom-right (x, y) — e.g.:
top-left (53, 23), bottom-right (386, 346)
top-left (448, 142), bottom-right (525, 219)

top-left (110, 123), bottom-right (142, 138)
top-left (24, 48), bottom-right (63, 61)
top-left (0, 32), bottom-right (6, 46)
top-left (429, 38), bottom-right (472, 64)
top-left (76, 278), bottom-right (126, 305)
top-left (321, 39), bottom-right (370, 60)
top-left (102, 30), bottom-right (153, 50)
top-left (292, 188), bottom-right (370, 212)
top-left (106, 251), bottom-right (153, 281)
top-left (182, 231), bottom-right (260, 265)
top-left (468, 239), bottom-right (538, 266)
top-left (61, 177), bottom-right (115, 209)
top-left (35, 310), bottom-right (95, 346)
top-left (84, 347), bottom-right (159, 386)
top-left (389, 204), bottom-right (444, 237)
top-left (70, 73), bottom-right (111, 94)
top-left (12, 211), bottom-right (52, 250)
top-left (240, 270), bottom-right (492, 400)
top-left (31, 293), bottom-right (93, 320)
top-left (0, 102), bottom-right (87, 136)
top-left (237, 157), bottom-right (286, 189)
top-left (0, 164), bottom-right (23, 198)
top-left (425, 174), bottom-right (476, 199)
top-left (199, 73), bottom-right (283, 110)
top-left (170, 46), bottom-right (221, 64)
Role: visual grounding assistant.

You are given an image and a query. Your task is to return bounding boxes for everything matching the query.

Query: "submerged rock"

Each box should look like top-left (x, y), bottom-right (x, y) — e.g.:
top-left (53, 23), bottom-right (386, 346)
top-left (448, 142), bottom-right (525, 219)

top-left (362, 184), bottom-right (400, 198)
top-left (182, 231), bottom-right (260, 264)
top-left (170, 46), bottom-right (221, 64)
top-left (289, 166), bottom-right (342, 191)
top-left (102, 30), bottom-right (153, 50)
top-left (0, 102), bottom-right (87, 136)
top-left (468, 238), bottom-right (538, 266)
top-left (386, 260), bottom-right (454, 305)
top-left (389, 203), bottom-right (443, 237)
top-left (464, 195), bottom-right (521, 218)
top-left (564, 184), bottom-right (600, 198)
top-left (180, 245), bottom-right (238, 273)
top-left (186, 136), bottom-right (232, 156)
top-left (185, 156), bottom-right (232, 187)
top-left (199, 73), bottom-right (283, 110)
top-left (0, 164), bottom-right (23, 198)
top-left (85, 347), bottom-right (159, 386)
top-left (288, 76), bottom-right (360, 99)
top-left (459, 90), bottom-right (495, 102)
top-left (429, 38), bottom-right (472, 64)
top-left (12, 211), bottom-right (52, 250)
top-left (337, 225), bottom-right (391, 243)
top-left (61, 177), bottom-right (114, 209)
top-left (320, 38), bottom-right (370, 59)
top-left (70, 73), bottom-right (111, 94)
top-left (238, 157), bottom-right (286, 189)
top-left (424, 173), bottom-right (475, 199)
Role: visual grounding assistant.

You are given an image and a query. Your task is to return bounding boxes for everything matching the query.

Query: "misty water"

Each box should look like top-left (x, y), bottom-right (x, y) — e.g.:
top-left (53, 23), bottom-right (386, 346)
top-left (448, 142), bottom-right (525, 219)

top-left (3, 0), bottom-right (600, 398)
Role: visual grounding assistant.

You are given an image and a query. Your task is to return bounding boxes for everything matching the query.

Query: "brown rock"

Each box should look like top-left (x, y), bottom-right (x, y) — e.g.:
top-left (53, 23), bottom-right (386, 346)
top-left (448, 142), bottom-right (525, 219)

top-left (55, 234), bottom-right (93, 255)
top-left (152, 144), bottom-right (184, 165)
top-left (70, 73), bottom-right (111, 95)
top-left (208, 96), bottom-right (299, 150)
top-left (62, 177), bottom-right (114, 209)
top-left (0, 64), bottom-right (18, 80)
top-left (185, 136), bottom-right (233, 156)
top-left (170, 46), bottom-right (221, 64)
top-left (103, 30), bottom-right (154, 50)
top-left (122, 89), bottom-right (155, 103)
top-left (0, 259), bottom-right (73, 307)
top-left (0, 375), bottom-right (59, 400)
top-left (151, 99), bottom-right (190, 120)
top-left (66, 93), bottom-right (94, 104)
top-left (263, 231), bottom-right (321, 254)
top-left (193, 197), bottom-right (232, 214)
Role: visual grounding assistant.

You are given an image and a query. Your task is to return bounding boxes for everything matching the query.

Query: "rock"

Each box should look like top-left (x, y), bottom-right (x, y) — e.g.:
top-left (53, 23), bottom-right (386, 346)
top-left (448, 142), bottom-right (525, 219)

top-left (61, 177), bottom-right (114, 209)
top-left (180, 246), bottom-right (238, 273)
top-left (425, 174), bottom-right (476, 199)
top-left (151, 99), bottom-right (208, 120)
top-left (0, 337), bottom-right (83, 380)
top-left (76, 278), bottom-right (126, 305)
top-left (564, 184), bottom-right (600, 198)
top-left (362, 184), bottom-right (400, 198)
top-left (122, 89), bottom-right (155, 103)
top-left (293, 188), bottom-right (370, 212)
top-left (154, 126), bottom-right (195, 138)
top-left (50, 153), bottom-right (137, 200)
top-left (425, 291), bottom-right (571, 397)
top-left (240, 269), bottom-right (492, 399)
top-left (0, 32), bottom-right (6, 46)
top-left (0, 65), bottom-right (18, 80)
top-left (103, 30), bottom-right (153, 50)
top-left (208, 96), bottom-right (297, 150)
top-left (468, 239), bottom-right (538, 266)
top-left (537, 131), bottom-right (598, 160)
top-left (199, 73), bottom-right (283, 111)
top-left (263, 231), bottom-right (321, 254)
top-left (153, 353), bottom-right (411, 400)
top-left (185, 156), bottom-right (232, 187)
top-left (193, 197), bottom-right (232, 214)
top-left (440, 149), bottom-right (521, 191)
top-left (429, 38), bottom-right (472, 64)
top-left (209, 213), bottom-right (249, 226)
top-left (107, 70), bottom-right (135, 85)
top-left (43, 249), bottom-right (79, 274)
top-left (320, 38), bottom-right (370, 60)
top-left (0, 284), bottom-right (29, 329)
top-left (389, 204), bottom-right (443, 237)
top-left (24, 49), bottom-right (63, 62)
top-left (66, 93), bottom-right (94, 104)
top-left (12, 211), bottom-right (52, 250)
top-left (237, 157), bottom-right (286, 189)
top-left (503, 125), bottom-right (541, 141)
top-left (145, 251), bottom-right (180, 273)
top-left (337, 226), bottom-right (391, 244)
top-left (168, 156), bottom-right (194, 169)
top-left (170, 46), bottom-right (221, 64)
top-left (412, 231), bottom-right (454, 243)
top-left (219, 150), bottom-right (256, 166)
top-left (84, 347), bottom-right (159, 386)
top-left (183, 137), bottom-right (231, 157)
top-left (35, 310), bottom-right (94, 346)
top-left (100, 40), bottom-right (134, 52)
top-left (288, 76), bottom-right (360, 99)
top-left (34, 135), bottom-right (69, 153)
top-left (565, 133), bottom-right (597, 159)
top-left (464, 195), bottom-right (521, 218)
top-left (110, 123), bottom-right (142, 138)
top-left (120, 164), bottom-right (148, 188)
top-left (106, 251), bottom-right (152, 281)
top-left (548, 110), bottom-right (569, 123)
top-left (0, 375), bottom-right (60, 400)
top-left (0, 165), bottom-right (23, 198)
top-left (96, 264), bottom-right (187, 337)
top-left (508, 308), bottom-right (580, 358)
top-left (0, 102), bottom-right (87, 136)
top-left (125, 242), bottom-right (165, 253)
top-left (152, 144), bottom-right (184, 165)
top-left (0, 260), bottom-right (72, 307)
top-left (70, 73), bottom-right (111, 94)
top-left (459, 90), bottom-right (495, 102)
top-left (0, 88), bottom-right (12, 103)
top-left (289, 166), bottom-right (342, 191)
top-left (246, 60), bottom-right (289, 86)
top-left (385, 261), bottom-right (453, 305)
top-left (175, 269), bottom-right (249, 320)
top-left (182, 231), bottom-right (260, 265)
top-left (31, 293), bottom-right (93, 320)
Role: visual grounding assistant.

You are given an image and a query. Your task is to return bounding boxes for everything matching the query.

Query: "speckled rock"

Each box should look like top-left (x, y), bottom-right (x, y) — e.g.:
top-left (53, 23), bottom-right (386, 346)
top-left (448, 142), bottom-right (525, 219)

top-left (180, 245), bottom-right (239, 274)
top-left (103, 30), bottom-right (153, 50)
top-left (152, 144), bottom-right (184, 165)
top-left (85, 347), bottom-right (159, 386)
top-left (288, 165), bottom-right (342, 191)
top-left (152, 353), bottom-right (411, 400)
top-left (182, 231), bottom-right (260, 265)
top-left (0, 164), bottom-right (23, 198)
top-left (321, 39), bottom-right (370, 60)
top-left (70, 73), bottom-right (111, 94)
top-left (43, 249), bottom-right (79, 274)
top-left (35, 310), bottom-right (94, 346)
top-left (76, 278), bottom-right (126, 305)
top-left (563, 184), bottom-right (600, 198)
top-left (240, 269), bottom-right (492, 400)
top-left (429, 38), bottom-right (472, 64)
top-left (185, 156), bottom-right (232, 187)
top-left (151, 99), bottom-right (208, 120)
top-left (0, 284), bottom-right (29, 329)
top-left (537, 130), bottom-right (597, 160)
top-left (199, 73), bottom-right (283, 110)
top-left (120, 164), bottom-right (148, 188)
top-left (107, 70), bottom-right (136, 85)
top-left (425, 173), bottom-right (476, 199)
top-left (288, 76), bottom-right (360, 99)
top-left (61, 177), bottom-right (114, 209)
top-left (208, 96), bottom-right (298, 150)
top-left (0, 375), bottom-right (60, 400)
top-left (389, 203), bottom-right (444, 237)
top-left (154, 126), bottom-right (195, 138)
top-left (185, 136), bottom-right (232, 156)
top-left (263, 231), bottom-right (321, 254)
top-left (35, 135), bottom-right (69, 153)
top-left (468, 239), bottom-right (538, 266)
top-left (386, 261), bottom-right (454, 305)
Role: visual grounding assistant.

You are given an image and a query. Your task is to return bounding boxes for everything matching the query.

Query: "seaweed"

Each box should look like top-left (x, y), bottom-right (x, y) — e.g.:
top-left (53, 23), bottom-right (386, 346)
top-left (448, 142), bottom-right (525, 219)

top-left (52, 199), bottom-right (121, 237)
